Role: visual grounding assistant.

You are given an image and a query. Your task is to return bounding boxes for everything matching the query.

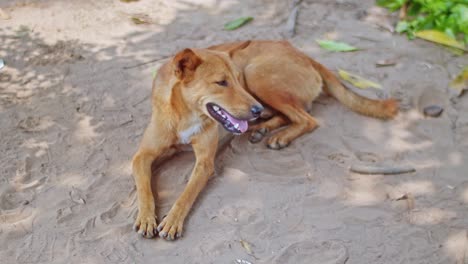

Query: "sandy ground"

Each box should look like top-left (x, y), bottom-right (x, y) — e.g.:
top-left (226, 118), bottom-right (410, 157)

top-left (1, 0), bottom-right (468, 263)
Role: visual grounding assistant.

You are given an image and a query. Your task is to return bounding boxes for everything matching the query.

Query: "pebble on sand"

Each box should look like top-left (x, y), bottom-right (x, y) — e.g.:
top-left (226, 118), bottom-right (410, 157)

top-left (423, 105), bottom-right (443, 117)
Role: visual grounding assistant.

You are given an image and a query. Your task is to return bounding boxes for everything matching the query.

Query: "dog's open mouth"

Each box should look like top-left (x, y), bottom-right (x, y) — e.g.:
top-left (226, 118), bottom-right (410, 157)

top-left (206, 103), bottom-right (248, 134)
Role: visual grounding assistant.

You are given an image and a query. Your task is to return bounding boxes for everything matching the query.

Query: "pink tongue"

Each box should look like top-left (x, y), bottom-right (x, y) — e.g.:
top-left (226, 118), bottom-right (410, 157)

top-left (224, 111), bottom-right (248, 133)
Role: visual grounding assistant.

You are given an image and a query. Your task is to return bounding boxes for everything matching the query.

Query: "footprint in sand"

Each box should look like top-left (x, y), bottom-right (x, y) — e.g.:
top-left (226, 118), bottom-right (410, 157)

top-left (17, 116), bottom-right (54, 132)
top-left (0, 155), bottom-right (48, 225)
top-left (100, 202), bottom-right (121, 224)
top-left (273, 240), bottom-right (348, 264)
top-left (0, 186), bottom-right (34, 211)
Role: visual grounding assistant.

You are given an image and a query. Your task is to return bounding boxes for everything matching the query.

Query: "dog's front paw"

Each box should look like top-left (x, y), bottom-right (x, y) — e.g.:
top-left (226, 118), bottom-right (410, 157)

top-left (133, 210), bottom-right (158, 238)
top-left (267, 134), bottom-right (290, 150)
top-left (157, 205), bottom-right (185, 241)
top-left (249, 127), bottom-right (268, 143)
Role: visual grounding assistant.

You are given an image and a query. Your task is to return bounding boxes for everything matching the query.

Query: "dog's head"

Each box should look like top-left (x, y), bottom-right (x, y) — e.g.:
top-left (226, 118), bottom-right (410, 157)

top-left (171, 42), bottom-right (263, 134)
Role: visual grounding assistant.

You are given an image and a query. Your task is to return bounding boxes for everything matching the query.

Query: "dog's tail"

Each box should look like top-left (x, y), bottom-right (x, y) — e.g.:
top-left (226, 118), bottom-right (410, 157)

top-left (309, 59), bottom-right (398, 119)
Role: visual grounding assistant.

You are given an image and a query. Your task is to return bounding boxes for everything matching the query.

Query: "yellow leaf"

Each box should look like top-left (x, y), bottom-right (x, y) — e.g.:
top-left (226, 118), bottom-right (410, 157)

top-left (131, 14), bottom-right (151, 25)
top-left (338, 69), bottom-right (382, 89)
top-left (131, 17), bottom-right (148, 24)
top-left (415, 30), bottom-right (466, 51)
top-left (450, 66), bottom-right (468, 97)
top-left (240, 239), bottom-right (253, 254)
top-left (446, 46), bottom-right (465, 56)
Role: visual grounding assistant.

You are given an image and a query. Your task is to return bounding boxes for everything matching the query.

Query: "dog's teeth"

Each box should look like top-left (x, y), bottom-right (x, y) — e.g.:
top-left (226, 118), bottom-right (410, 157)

top-left (234, 123), bottom-right (239, 129)
top-left (222, 115), bottom-right (226, 119)
top-left (213, 105), bottom-right (219, 111)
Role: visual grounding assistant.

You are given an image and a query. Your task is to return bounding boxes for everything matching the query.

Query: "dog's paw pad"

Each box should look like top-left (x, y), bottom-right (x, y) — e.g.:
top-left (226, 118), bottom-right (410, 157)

top-left (267, 136), bottom-right (289, 150)
top-left (134, 213), bottom-right (158, 239)
top-left (249, 132), bottom-right (264, 143)
top-left (157, 211), bottom-right (184, 241)
top-left (249, 128), bottom-right (268, 143)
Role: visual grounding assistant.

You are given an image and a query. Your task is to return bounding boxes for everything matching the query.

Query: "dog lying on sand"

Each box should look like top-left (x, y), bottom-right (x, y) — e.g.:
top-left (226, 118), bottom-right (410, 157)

top-left (132, 40), bottom-right (398, 240)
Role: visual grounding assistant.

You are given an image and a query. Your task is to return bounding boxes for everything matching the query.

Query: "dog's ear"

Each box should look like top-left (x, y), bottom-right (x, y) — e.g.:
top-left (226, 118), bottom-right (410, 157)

top-left (228, 40), bottom-right (251, 57)
top-left (173, 49), bottom-right (203, 80)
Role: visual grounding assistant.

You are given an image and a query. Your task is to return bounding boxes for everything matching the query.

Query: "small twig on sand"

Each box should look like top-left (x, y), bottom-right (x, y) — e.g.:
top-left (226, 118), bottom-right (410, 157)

top-left (350, 163), bottom-right (415, 175)
top-left (284, 0), bottom-right (303, 38)
top-left (123, 56), bottom-right (170, 69)
top-left (132, 95), bottom-right (150, 107)
top-left (352, 35), bottom-right (380, 43)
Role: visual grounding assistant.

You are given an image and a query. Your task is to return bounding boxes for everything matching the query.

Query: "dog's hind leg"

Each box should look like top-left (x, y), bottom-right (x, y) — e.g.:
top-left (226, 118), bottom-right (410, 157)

top-left (265, 102), bottom-right (318, 149)
top-left (246, 81), bottom-right (318, 149)
top-left (245, 85), bottom-right (319, 149)
top-left (248, 89), bottom-right (318, 149)
top-left (248, 114), bottom-right (289, 143)
top-left (244, 54), bottom-right (322, 149)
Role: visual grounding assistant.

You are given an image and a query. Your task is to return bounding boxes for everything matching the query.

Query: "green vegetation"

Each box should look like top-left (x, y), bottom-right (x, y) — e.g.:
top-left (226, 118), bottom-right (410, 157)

top-left (377, 0), bottom-right (468, 44)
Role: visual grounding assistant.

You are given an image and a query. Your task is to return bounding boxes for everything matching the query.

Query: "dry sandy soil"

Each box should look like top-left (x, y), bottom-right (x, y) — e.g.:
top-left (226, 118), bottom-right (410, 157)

top-left (1, 0), bottom-right (468, 263)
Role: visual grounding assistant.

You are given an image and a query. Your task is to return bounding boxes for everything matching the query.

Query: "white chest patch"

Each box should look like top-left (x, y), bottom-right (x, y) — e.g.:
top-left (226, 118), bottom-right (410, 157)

top-left (178, 120), bottom-right (203, 144)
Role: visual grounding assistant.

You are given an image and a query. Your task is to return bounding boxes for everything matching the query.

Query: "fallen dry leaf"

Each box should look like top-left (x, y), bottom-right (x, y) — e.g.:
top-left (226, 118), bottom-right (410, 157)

top-left (446, 46), bottom-right (465, 56)
top-left (131, 14), bottom-right (151, 25)
top-left (450, 66), bottom-right (468, 97)
top-left (240, 239), bottom-right (253, 254)
top-left (338, 69), bottom-right (382, 89)
top-left (415, 30), bottom-right (466, 51)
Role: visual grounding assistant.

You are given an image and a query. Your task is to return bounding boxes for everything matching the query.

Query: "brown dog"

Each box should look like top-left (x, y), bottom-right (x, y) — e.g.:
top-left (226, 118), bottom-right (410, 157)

top-left (132, 40), bottom-right (398, 240)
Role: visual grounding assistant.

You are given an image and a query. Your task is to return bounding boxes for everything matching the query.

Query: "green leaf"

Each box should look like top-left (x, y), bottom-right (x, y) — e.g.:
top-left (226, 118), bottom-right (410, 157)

top-left (224, 17), bottom-right (253, 30)
top-left (377, 0), bottom-right (406, 12)
top-left (338, 69), bottom-right (382, 90)
top-left (315, 40), bottom-right (358, 52)
top-left (396, 21), bottom-right (409, 33)
top-left (444, 27), bottom-right (456, 39)
top-left (407, 3), bottom-right (422, 16)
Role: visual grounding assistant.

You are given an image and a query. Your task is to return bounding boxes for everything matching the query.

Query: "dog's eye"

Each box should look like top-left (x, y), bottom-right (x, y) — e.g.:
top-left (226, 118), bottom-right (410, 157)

top-left (215, 80), bottom-right (228, 87)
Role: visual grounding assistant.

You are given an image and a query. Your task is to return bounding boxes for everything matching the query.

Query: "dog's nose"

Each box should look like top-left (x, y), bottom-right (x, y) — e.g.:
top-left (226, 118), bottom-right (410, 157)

top-left (251, 105), bottom-right (264, 117)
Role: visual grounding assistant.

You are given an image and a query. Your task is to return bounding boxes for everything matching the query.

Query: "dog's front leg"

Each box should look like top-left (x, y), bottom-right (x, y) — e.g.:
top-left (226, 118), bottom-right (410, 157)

top-left (157, 122), bottom-right (218, 240)
top-left (132, 121), bottom-right (176, 238)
